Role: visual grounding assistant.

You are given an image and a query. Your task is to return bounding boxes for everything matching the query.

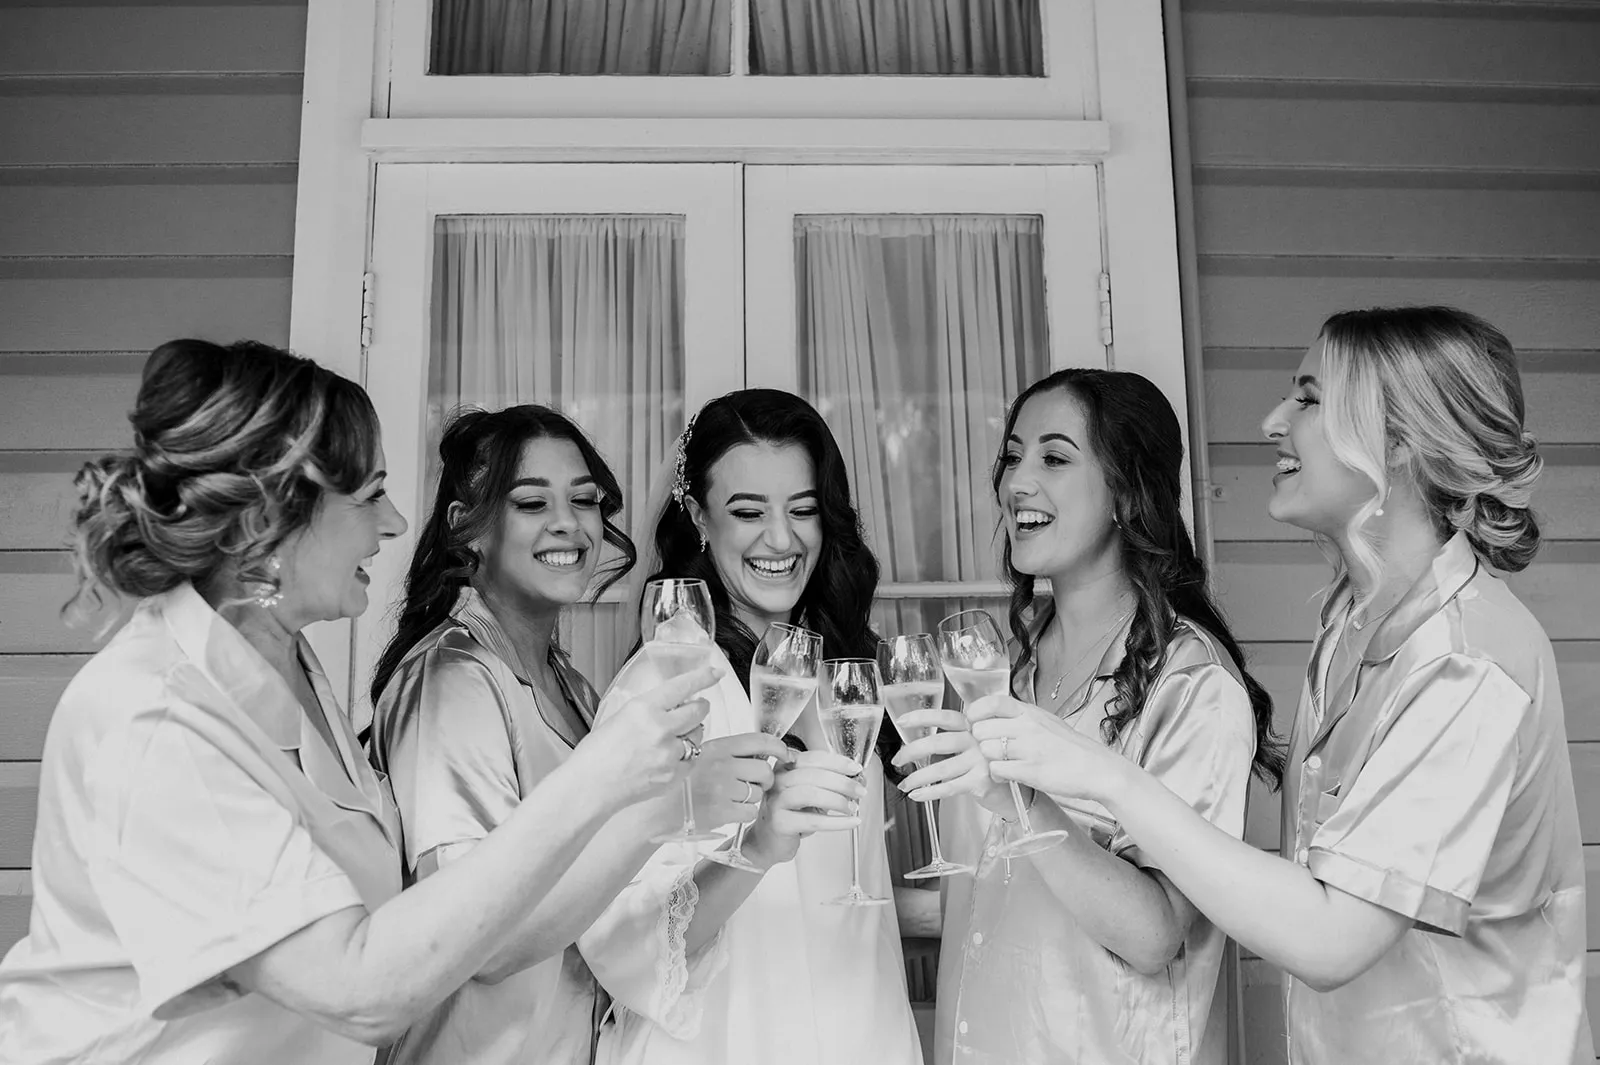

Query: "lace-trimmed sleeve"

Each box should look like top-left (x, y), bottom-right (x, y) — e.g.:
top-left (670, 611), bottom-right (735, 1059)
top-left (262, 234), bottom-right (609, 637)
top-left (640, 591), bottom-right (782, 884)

top-left (578, 852), bottom-right (730, 1039)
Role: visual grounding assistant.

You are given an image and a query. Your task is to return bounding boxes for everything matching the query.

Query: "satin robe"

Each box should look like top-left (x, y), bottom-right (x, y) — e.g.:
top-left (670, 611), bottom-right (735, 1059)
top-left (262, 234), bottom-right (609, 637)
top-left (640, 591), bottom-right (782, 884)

top-left (1281, 533), bottom-right (1593, 1064)
top-left (368, 589), bottom-right (607, 1065)
top-left (937, 610), bottom-right (1256, 1065)
top-left (584, 642), bottom-right (924, 1065)
top-left (0, 583), bottom-right (402, 1065)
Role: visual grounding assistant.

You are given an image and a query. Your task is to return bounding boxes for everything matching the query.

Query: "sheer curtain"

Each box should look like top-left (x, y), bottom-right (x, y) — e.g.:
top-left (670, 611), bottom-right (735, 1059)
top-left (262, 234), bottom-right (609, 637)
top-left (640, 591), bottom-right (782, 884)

top-left (795, 214), bottom-right (1047, 999)
top-left (751, 0), bottom-right (1042, 75)
top-left (797, 214), bottom-right (1048, 636)
top-left (431, 0), bottom-right (731, 74)
top-left (431, 215), bottom-right (687, 685)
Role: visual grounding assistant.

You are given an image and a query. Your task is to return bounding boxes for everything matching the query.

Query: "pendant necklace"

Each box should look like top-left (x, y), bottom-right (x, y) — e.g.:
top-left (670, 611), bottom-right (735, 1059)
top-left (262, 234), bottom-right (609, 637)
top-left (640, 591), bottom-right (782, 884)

top-left (1047, 601), bottom-right (1136, 703)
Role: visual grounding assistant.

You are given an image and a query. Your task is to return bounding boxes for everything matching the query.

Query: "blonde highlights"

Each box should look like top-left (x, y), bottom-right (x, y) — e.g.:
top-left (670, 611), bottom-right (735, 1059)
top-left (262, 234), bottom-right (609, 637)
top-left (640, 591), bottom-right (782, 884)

top-left (65, 339), bottom-right (381, 623)
top-left (1317, 306), bottom-right (1542, 575)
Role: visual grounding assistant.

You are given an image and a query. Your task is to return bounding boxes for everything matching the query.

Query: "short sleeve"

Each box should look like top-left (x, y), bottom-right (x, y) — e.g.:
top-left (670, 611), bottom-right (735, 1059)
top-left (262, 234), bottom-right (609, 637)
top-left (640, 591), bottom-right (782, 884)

top-left (1111, 663), bottom-right (1256, 867)
top-left (1308, 653), bottom-right (1524, 936)
top-left (86, 709), bottom-right (365, 1019)
top-left (377, 648), bottom-right (522, 874)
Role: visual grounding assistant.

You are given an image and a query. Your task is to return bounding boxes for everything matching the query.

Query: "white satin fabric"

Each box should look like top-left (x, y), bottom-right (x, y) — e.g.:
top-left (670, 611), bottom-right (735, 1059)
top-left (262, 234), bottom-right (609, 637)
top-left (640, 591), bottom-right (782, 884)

top-left (585, 644), bottom-right (924, 1065)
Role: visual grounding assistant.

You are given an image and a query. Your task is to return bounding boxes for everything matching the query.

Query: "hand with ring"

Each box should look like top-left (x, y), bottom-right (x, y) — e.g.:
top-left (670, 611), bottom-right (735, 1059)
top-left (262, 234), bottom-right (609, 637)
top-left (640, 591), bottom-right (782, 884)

top-left (740, 749), bottom-right (866, 869)
top-left (968, 691), bottom-right (1128, 806)
top-left (575, 666), bottom-right (720, 806)
top-left (890, 701), bottom-right (1015, 817)
top-left (683, 732), bottom-right (791, 831)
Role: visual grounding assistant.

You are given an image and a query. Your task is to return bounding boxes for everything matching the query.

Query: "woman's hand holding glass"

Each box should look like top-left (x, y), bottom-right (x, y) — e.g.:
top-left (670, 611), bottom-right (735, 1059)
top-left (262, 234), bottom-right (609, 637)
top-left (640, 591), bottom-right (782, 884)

top-left (577, 665), bottom-right (720, 807)
top-left (739, 750), bottom-right (866, 869)
top-left (893, 703), bottom-right (1019, 818)
top-left (968, 695), bottom-right (1128, 806)
top-left (685, 732), bottom-right (791, 829)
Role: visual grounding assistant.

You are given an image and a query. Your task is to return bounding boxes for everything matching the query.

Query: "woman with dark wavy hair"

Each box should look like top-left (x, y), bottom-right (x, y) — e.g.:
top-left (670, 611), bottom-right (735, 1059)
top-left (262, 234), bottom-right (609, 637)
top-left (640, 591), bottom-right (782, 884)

top-left (966, 309), bottom-right (1592, 1063)
top-left (897, 368), bottom-right (1279, 1064)
top-left (0, 342), bottom-right (712, 1065)
top-left (368, 405), bottom-right (790, 1065)
top-left (582, 390), bottom-right (921, 1065)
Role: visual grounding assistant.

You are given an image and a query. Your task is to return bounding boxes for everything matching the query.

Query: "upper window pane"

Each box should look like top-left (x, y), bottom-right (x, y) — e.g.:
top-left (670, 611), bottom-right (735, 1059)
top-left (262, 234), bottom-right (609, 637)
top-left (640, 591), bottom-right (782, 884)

top-left (750, 0), bottom-right (1043, 76)
top-left (794, 214), bottom-right (1049, 593)
top-left (431, 0), bottom-right (732, 75)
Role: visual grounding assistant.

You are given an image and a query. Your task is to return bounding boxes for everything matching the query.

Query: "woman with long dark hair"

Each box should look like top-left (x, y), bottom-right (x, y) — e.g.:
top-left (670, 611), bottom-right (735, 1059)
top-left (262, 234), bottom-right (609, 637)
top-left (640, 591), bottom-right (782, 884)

top-left (368, 405), bottom-right (791, 1065)
top-left (897, 368), bottom-right (1280, 1063)
top-left (581, 389), bottom-right (922, 1065)
top-left (969, 309), bottom-right (1592, 1063)
top-left (0, 344), bottom-right (709, 1065)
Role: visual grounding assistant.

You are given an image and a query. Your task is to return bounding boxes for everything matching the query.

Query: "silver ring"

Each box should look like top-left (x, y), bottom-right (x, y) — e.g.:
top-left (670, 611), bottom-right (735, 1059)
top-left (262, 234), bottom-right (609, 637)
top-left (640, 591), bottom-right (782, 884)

top-left (740, 780), bottom-right (759, 804)
top-left (679, 736), bottom-right (701, 762)
top-left (1000, 736), bottom-right (1011, 760)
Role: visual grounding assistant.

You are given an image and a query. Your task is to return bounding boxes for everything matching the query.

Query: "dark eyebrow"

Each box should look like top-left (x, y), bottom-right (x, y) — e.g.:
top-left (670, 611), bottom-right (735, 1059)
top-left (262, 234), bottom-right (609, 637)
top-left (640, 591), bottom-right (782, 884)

top-left (509, 475), bottom-right (596, 490)
top-left (726, 490), bottom-right (817, 505)
top-left (360, 469), bottom-right (387, 490)
top-left (1295, 375), bottom-right (1320, 389)
top-left (1004, 432), bottom-right (1080, 450)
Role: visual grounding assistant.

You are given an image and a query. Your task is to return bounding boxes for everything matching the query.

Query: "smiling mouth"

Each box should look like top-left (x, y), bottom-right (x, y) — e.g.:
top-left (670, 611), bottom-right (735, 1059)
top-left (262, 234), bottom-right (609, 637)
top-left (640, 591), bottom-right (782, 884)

top-left (1013, 509), bottom-right (1055, 534)
top-left (534, 548), bottom-right (586, 570)
top-left (1275, 455), bottom-right (1302, 478)
top-left (746, 555), bottom-right (800, 580)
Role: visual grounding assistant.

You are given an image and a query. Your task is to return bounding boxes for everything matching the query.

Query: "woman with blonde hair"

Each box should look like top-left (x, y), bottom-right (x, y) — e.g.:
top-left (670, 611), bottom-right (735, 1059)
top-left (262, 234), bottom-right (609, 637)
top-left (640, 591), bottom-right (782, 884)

top-left (0, 340), bottom-right (712, 1065)
top-left (966, 307), bottom-right (1593, 1063)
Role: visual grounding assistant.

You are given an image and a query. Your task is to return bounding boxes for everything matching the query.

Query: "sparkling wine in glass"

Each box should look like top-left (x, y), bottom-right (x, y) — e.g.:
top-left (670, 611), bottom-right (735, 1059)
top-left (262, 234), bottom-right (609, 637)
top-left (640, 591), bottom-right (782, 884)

top-left (706, 623), bottom-right (821, 871)
top-left (818, 658), bottom-right (890, 907)
top-left (879, 634), bottom-right (974, 880)
top-left (640, 578), bottom-right (721, 845)
top-left (936, 609), bottom-right (1068, 859)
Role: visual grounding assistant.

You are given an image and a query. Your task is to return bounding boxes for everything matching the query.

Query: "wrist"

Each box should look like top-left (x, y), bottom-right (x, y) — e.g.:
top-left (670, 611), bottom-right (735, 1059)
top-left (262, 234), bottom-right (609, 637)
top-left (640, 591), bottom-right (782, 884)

top-left (994, 785), bottom-right (1034, 823)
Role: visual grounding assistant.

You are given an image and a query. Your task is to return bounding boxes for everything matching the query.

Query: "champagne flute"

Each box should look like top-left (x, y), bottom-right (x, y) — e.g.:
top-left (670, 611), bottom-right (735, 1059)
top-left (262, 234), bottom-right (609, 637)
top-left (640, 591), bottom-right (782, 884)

top-left (936, 609), bottom-right (1068, 859)
top-left (706, 623), bottom-right (821, 871)
top-left (640, 578), bottom-right (721, 845)
top-left (818, 658), bottom-right (890, 907)
top-left (879, 634), bottom-right (974, 880)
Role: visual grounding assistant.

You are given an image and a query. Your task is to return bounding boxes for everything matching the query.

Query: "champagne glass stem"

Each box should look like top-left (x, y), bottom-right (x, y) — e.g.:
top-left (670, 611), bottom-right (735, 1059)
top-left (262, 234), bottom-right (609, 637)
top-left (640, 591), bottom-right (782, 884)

top-left (679, 780), bottom-right (698, 837)
top-left (1007, 782), bottom-right (1036, 834)
top-left (848, 824), bottom-right (864, 896)
top-left (924, 801), bottom-right (947, 865)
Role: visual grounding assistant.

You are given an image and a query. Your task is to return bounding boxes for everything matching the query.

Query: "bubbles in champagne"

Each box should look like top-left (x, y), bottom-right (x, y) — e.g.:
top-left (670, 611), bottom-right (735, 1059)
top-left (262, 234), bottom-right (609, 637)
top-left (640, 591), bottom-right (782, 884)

top-left (821, 705), bottom-right (884, 767)
top-left (751, 666), bottom-right (817, 737)
top-left (883, 681), bottom-right (943, 744)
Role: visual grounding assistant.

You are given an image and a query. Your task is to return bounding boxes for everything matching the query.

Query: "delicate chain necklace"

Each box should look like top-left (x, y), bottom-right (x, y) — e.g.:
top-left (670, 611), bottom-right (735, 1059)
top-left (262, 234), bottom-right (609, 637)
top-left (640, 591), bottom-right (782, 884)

top-left (1046, 601), bottom-right (1136, 702)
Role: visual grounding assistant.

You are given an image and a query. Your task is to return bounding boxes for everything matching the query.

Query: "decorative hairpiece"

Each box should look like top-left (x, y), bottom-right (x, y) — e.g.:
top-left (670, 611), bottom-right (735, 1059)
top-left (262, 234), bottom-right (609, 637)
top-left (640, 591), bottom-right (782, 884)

top-left (252, 555), bottom-right (284, 610)
top-left (670, 412), bottom-right (699, 508)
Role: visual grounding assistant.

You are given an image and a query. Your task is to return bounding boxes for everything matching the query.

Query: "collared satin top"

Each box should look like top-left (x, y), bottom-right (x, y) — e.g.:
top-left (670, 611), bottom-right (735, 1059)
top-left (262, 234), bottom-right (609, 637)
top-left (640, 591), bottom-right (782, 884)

top-left (938, 605), bottom-right (1257, 1065)
top-left (368, 588), bottom-right (606, 1065)
top-left (1281, 532), bottom-right (1594, 1064)
top-left (0, 583), bottom-right (402, 1065)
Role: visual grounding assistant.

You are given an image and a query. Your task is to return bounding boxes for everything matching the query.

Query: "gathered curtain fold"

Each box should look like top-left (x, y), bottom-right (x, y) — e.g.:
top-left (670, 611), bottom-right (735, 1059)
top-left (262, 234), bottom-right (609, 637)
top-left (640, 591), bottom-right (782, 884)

top-left (431, 0), bottom-right (731, 74)
top-left (751, 0), bottom-right (1042, 75)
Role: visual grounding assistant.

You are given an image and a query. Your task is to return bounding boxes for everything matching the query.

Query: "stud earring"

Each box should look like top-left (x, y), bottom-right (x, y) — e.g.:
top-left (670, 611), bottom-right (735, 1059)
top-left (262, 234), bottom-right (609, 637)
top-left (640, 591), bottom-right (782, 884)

top-left (252, 555), bottom-right (284, 609)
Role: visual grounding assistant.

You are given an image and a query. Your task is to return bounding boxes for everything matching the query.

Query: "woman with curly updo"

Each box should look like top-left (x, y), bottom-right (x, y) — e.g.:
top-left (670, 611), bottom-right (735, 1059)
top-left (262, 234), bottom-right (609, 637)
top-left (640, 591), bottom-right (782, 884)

top-left (962, 307), bottom-right (1593, 1063)
top-left (0, 340), bottom-right (712, 1065)
top-left (895, 368), bottom-right (1279, 1064)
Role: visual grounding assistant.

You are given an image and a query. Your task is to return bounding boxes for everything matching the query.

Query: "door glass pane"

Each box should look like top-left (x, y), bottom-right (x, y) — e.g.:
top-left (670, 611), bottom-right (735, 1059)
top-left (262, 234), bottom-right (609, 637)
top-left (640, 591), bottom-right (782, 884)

top-left (430, 214), bottom-right (688, 684)
top-left (431, 0), bottom-right (732, 75)
top-left (750, 0), bottom-right (1043, 76)
top-left (794, 213), bottom-right (1049, 635)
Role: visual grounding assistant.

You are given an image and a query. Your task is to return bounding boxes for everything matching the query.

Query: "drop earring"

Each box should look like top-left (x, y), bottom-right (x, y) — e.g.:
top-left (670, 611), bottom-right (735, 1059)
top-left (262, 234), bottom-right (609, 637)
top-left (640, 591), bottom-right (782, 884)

top-left (252, 555), bottom-right (284, 609)
top-left (698, 532), bottom-right (710, 552)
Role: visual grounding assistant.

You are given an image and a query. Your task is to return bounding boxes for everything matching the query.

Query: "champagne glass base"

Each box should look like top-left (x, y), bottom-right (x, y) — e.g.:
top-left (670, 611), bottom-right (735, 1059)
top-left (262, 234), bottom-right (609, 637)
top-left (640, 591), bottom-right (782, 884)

top-left (823, 890), bottom-right (892, 907)
top-left (903, 859), bottom-right (975, 880)
top-left (998, 829), bottom-right (1069, 859)
top-left (650, 828), bottom-right (725, 845)
top-left (703, 848), bottom-right (763, 872)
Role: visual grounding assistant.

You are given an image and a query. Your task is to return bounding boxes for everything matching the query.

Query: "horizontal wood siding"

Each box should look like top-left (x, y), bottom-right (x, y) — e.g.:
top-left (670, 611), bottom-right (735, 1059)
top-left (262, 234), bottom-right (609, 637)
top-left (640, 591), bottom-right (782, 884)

top-left (1178, 0), bottom-right (1600, 1060)
top-left (0, 0), bottom-right (306, 958)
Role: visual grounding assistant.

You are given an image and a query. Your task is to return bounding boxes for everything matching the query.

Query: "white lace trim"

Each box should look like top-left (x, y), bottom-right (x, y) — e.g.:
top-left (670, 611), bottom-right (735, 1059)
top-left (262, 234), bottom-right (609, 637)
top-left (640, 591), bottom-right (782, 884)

top-left (649, 866), bottom-right (731, 1040)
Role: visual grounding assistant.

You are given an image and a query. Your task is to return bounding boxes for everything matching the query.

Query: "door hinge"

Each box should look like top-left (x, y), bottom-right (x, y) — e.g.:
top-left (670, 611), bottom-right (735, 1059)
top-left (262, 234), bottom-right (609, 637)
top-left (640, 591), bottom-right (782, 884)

top-left (360, 271), bottom-right (376, 352)
top-left (1098, 272), bottom-right (1114, 349)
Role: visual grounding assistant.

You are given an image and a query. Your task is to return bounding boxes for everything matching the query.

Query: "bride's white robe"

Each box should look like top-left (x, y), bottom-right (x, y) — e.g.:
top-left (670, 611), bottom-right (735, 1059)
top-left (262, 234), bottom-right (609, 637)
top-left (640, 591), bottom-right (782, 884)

top-left (580, 645), bottom-right (924, 1065)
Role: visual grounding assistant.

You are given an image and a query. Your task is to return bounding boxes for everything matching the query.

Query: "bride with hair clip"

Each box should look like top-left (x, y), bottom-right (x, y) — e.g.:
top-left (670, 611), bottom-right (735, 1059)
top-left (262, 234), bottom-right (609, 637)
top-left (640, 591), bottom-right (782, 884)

top-left (578, 389), bottom-right (924, 1065)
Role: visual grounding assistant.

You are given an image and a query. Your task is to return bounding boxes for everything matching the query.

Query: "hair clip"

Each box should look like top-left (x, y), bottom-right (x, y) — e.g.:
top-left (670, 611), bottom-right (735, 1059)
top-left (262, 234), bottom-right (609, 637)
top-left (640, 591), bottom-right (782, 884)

top-left (670, 412), bottom-right (698, 508)
top-left (252, 555), bottom-right (284, 609)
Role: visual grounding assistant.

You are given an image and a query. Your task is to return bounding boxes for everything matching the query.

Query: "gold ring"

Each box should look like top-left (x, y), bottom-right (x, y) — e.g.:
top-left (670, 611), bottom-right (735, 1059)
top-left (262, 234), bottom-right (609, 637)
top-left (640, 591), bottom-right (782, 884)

top-left (1000, 736), bottom-right (1010, 760)
top-left (679, 736), bottom-right (701, 762)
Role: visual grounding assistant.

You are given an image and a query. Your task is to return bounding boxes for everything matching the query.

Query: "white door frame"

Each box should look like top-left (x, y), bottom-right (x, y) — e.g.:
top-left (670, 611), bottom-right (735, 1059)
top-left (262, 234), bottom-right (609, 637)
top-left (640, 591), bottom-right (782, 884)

top-left (289, 0), bottom-right (1186, 704)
